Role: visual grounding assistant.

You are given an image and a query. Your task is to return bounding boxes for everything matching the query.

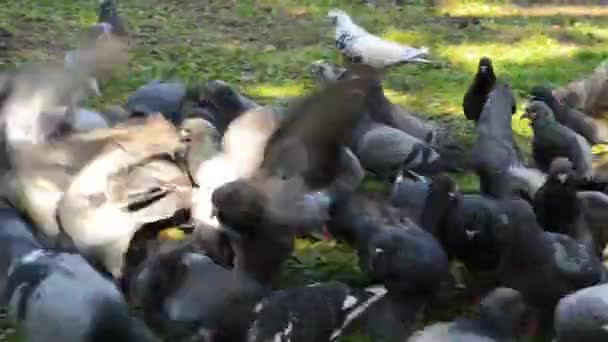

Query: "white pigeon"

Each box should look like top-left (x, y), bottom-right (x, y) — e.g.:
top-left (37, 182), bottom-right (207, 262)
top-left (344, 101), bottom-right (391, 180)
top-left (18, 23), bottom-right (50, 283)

top-left (327, 9), bottom-right (430, 69)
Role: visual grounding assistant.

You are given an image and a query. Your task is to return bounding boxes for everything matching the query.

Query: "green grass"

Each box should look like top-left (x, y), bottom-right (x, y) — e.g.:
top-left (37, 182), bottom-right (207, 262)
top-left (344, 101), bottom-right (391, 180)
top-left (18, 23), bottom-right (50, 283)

top-left (1, 0), bottom-right (607, 341)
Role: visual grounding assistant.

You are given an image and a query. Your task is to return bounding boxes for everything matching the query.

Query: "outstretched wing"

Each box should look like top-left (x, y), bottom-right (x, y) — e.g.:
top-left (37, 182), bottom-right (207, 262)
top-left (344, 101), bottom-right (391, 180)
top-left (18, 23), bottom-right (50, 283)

top-left (259, 64), bottom-right (379, 191)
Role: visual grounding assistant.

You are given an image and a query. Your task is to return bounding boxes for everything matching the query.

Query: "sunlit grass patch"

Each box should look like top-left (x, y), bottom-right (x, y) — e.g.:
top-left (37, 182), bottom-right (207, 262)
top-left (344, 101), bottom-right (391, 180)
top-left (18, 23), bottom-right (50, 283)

top-left (437, 0), bottom-right (608, 17)
top-left (246, 82), bottom-right (306, 99)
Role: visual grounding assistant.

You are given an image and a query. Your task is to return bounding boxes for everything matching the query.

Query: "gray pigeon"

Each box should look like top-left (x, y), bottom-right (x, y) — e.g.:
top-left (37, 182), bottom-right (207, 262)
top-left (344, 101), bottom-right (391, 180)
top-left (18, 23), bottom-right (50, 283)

top-left (523, 100), bottom-right (593, 180)
top-left (471, 83), bottom-right (523, 198)
top-left (0, 207), bottom-right (159, 342)
top-left (126, 80), bottom-right (188, 126)
top-left (354, 121), bottom-right (440, 179)
top-left (130, 245), bottom-right (263, 340)
top-left (555, 283), bottom-right (608, 342)
top-left (530, 86), bottom-right (606, 145)
top-left (408, 287), bottom-right (529, 342)
top-left (496, 198), bottom-right (605, 336)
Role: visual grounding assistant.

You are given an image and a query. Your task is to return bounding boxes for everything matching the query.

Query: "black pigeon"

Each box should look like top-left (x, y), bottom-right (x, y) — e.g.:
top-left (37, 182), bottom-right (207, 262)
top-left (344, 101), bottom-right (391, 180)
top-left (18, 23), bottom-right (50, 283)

top-left (554, 283), bottom-right (608, 342)
top-left (496, 198), bottom-right (605, 336)
top-left (533, 158), bottom-right (597, 253)
top-left (419, 173), bottom-right (457, 236)
top-left (472, 83), bottom-right (522, 198)
top-left (463, 57), bottom-right (515, 123)
top-left (202, 80), bottom-right (259, 137)
top-left (0, 207), bottom-right (159, 342)
top-left (408, 287), bottom-right (529, 342)
top-left (441, 192), bottom-right (505, 274)
top-left (530, 86), bottom-right (604, 145)
top-left (247, 282), bottom-right (386, 342)
top-left (523, 100), bottom-right (593, 179)
top-left (211, 179), bottom-right (295, 286)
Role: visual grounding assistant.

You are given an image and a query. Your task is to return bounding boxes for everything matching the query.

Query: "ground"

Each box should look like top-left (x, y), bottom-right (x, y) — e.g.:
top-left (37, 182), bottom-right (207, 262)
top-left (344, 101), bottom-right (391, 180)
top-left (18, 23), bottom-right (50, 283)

top-left (1, 0), bottom-right (607, 341)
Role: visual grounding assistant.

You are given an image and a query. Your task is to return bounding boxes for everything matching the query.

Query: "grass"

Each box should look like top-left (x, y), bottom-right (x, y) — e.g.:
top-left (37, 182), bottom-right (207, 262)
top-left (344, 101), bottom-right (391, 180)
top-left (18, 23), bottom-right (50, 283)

top-left (1, 0), bottom-right (607, 341)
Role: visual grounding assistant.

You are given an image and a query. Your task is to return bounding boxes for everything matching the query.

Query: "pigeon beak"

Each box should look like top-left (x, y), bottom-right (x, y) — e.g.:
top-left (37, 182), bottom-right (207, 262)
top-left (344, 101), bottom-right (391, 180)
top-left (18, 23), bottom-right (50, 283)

top-left (557, 173), bottom-right (568, 184)
top-left (521, 111), bottom-right (535, 121)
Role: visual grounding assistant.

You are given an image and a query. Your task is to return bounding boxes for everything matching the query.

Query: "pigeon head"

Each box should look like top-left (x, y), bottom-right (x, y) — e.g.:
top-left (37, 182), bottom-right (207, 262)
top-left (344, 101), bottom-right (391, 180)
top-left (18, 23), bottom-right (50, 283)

top-left (204, 80), bottom-right (245, 116)
top-left (211, 179), bottom-right (268, 238)
top-left (522, 100), bottom-right (555, 123)
top-left (327, 9), bottom-right (351, 25)
top-left (529, 86), bottom-right (555, 103)
top-left (478, 57), bottom-right (494, 75)
top-left (549, 157), bottom-right (575, 184)
top-left (309, 60), bottom-right (349, 84)
top-left (478, 287), bottom-right (530, 337)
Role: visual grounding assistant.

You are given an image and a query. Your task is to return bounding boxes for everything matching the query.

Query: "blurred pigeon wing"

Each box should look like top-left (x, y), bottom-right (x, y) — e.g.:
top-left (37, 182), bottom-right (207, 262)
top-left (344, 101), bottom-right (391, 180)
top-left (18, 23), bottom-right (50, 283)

top-left (259, 65), bottom-right (377, 190)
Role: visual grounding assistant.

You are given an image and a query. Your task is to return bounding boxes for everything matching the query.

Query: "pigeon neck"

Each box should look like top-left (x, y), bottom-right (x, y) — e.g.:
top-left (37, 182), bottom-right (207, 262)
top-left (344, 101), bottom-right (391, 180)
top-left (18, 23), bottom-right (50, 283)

top-left (420, 187), bottom-right (452, 236)
top-left (473, 72), bottom-right (496, 90)
top-left (366, 85), bottom-right (396, 127)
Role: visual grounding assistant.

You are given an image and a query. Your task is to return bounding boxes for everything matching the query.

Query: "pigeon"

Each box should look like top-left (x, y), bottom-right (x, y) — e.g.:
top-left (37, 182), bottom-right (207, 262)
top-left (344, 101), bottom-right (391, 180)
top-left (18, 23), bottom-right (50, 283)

top-left (39, 105), bottom-right (130, 136)
top-left (131, 244), bottom-right (394, 342)
top-left (388, 171), bottom-right (431, 222)
top-left (64, 6), bottom-right (128, 101)
top-left (554, 283), bottom-right (608, 342)
top-left (176, 118), bottom-right (220, 181)
top-left (463, 57), bottom-right (515, 123)
top-left (201, 80), bottom-right (260, 136)
top-left (495, 198), bottom-right (605, 335)
top-left (552, 59), bottom-right (608, 118)
top-left (126, 80), bottom-right (188, 126)
top-left (408, 287), bottom-right (529, 342)
top-left (533, 158), bottom-right (597, 253)
top-left (0, 207), bottom-right (159, 342)
top-left (441, 192), bottom-right (506, 274)
top-left (210, 179), bottom-right (296, 286)
top-left (310, 61), bottom-right (469, 172)
top-left (309, 60), bottom-right (349, 85)
top-left (471, 83), bottom-right (522, 198)
top-left (327, 9), bottom-right (430, 68)
top-left (354, 121), bottom-right (440, 179)
top-left (97, 0), bottom-right (127, 38)
top-left (56, 114), bottom-right (191, 278)
top-left (523, 100), bottom-right (593, 179)
top-left (130, 245), bottom-right (264, 340)
top-left (363, 80), bottom-right (469, 173)
top-left (530, 86), bottom-right (606, 145)
top-left (419, 173), bottom-right (458, 236)
top-left (0, 65), bottom-right (128, 245)
top-left (247, 282), bottom-right (381, 342)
